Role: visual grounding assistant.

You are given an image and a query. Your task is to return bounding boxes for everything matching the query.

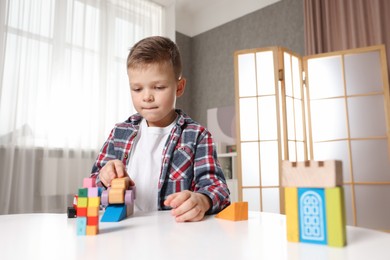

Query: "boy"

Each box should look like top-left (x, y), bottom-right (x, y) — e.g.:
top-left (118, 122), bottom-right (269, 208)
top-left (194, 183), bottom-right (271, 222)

top-left (90, 36), bottom-right (230, 222)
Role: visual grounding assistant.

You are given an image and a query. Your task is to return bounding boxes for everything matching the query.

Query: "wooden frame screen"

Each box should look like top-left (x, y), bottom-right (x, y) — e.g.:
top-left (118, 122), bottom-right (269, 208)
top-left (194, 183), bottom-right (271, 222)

top-left (234, 45), bottom-right (390, 230)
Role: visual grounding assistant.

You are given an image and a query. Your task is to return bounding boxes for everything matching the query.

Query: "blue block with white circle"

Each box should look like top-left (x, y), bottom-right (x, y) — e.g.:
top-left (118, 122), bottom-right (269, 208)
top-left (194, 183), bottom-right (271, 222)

top-left (298, 188), bottom-right (327, 245)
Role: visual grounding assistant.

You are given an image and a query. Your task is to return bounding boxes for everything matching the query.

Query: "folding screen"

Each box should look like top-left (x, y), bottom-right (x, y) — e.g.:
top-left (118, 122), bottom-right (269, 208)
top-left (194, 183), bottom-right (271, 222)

top-left (234, 45), bottom-right (390, 230)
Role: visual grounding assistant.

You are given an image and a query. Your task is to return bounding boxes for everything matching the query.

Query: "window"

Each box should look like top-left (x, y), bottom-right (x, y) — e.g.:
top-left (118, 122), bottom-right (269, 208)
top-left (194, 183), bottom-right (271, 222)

top-left (0, 0), bottom-right (163, 149)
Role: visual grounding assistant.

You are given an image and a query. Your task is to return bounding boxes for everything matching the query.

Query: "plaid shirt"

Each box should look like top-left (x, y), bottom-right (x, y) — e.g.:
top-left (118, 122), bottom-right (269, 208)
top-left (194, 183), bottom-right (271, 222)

top-left (90, 109), bottom-right (230, 214)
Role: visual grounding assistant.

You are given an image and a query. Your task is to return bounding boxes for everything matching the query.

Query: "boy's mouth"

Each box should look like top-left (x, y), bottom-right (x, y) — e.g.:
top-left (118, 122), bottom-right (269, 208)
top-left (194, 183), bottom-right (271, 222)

top-left (142, 106), bottom-right (158, 110)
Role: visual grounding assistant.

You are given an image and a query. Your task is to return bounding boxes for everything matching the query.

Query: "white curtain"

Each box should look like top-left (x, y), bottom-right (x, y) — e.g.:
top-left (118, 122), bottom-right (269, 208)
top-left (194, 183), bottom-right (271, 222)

top-left (0, 0), bottom-right (164, 214)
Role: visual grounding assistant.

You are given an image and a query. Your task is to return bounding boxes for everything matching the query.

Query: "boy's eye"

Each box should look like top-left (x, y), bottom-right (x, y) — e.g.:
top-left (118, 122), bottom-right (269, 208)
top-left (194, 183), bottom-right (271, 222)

top-left (155, 85), bottom-right (166, 90)
top-left (131, 87), bottom-right (142, 92)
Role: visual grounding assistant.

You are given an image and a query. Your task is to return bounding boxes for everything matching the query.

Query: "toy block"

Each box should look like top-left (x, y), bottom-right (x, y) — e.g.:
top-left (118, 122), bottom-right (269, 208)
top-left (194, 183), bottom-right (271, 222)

top-left (67, 207), bottom-right (77, 218)
top-left (77, 217), bottom-right (87, 235)
top-left (285, 187), bottom-right (299, 242)
top-left (298, 188), bottom-right (327, 245)
top-left (111, 177), bottom-right (130, 190)
top-left (77, 197), bottom-right (88, 208)
top-left (86, 225), bottom-right (99, 236)
top-left (109, 188), bottom-right (125, 204)
top-left (126, 202), bottom-right (134, 217)
top-left (88, 187), bottom-right (99, 197)
top-left (77, 207), bottom-right (87, 217)
top-left (101, 204), bottom-right (127, 222)
top-left (73, 195), bottom-right (78, 210)
top-left (78, 188), bottom-right (88, 198)
top-left (125, 190), bottom-right (134, 204)
top-left (87, 206), bottom-right (99, 217)
top-left (87, 216), bottom-right (99, 226)
top-left (325, 187), bottom-right (347, 247)
top-left (101, 190), bottom-right (109, 206)
top-left (83, 178), bottom-right (96, 188)
top-left (215, 202), bottom-right (248, 221)
top-left (88, 197), bottom-right (100, 208)
top-left (281, 160), bottom-right (342, 188)
top-left (130, 186), bottom-right (136, 199)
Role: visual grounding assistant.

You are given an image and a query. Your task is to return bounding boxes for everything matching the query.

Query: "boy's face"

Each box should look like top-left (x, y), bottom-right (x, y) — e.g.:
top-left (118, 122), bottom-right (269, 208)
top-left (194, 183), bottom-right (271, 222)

top-left (128, 62), bottom-right (185, 127)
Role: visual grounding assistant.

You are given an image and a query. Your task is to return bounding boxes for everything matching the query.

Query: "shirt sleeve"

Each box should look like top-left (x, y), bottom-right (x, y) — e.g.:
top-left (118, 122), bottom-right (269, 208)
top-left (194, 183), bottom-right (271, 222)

top-left (193, 130), bottom-right (231, 214)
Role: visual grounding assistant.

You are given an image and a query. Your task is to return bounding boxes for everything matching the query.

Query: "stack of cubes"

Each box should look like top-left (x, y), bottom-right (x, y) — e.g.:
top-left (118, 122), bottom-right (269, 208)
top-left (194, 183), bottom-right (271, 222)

top-left (281, 160), bottom-right (347, 247)
top-left (76, 178), bottom-right (101, 236)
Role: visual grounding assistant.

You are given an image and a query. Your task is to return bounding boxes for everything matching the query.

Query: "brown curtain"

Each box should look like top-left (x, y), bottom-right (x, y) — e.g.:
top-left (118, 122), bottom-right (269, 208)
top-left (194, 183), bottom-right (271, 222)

top-left (304, 0), bottom-right (390, 80)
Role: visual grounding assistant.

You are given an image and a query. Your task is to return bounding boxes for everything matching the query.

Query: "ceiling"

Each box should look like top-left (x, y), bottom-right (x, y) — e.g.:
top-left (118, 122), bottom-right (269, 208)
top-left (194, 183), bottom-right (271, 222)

top-left (152, 0), bottom-right (281, 37)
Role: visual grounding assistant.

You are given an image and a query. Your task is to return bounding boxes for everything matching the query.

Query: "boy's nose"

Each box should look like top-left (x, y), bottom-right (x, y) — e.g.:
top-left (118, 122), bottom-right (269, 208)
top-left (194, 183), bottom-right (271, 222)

top-left (143, 93), bottom-right (154, 102)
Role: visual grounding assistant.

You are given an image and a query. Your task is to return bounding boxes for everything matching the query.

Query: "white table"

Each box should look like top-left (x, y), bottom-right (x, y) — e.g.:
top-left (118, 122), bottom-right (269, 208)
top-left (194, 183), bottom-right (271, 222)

top-left (1, 211), bottom-right (390, 260)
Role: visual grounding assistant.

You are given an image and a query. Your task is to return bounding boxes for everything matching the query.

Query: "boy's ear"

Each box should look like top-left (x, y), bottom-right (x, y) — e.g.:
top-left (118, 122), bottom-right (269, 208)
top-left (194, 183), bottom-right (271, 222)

top-left (176, 78), bottom-right (186, 97)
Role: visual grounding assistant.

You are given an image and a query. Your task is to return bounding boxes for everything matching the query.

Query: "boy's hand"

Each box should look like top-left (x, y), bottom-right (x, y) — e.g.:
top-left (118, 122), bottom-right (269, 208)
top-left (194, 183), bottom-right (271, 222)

top-left (164, 191), bottom-right (211, 222)
top-left (99, 159), bottom-right (135, 187)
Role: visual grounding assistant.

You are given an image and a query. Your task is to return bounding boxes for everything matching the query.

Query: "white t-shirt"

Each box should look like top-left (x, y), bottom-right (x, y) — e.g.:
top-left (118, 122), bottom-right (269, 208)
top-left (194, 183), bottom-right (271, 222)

top-left (127, 118), bottom-right (175, 212)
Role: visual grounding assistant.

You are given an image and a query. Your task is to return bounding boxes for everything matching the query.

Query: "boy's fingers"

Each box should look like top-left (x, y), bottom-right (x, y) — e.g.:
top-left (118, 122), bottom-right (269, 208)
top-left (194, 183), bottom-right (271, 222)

top-left (100, 173), bottom-right (110, 187)
top-left (113, 160), bottom-right (127, 178)
top-left (164, 191), bottom-right (190, 208)
top-left (128, 177), bottom-right (136, 186)
top-left (107, 167), bottom-right (119, 186)
top-left (175, 207), bottom-right (203, 222)
top-left (172, 199), bottom-right (195, 216)
top-left (163, 193), bottom-right (175, 206)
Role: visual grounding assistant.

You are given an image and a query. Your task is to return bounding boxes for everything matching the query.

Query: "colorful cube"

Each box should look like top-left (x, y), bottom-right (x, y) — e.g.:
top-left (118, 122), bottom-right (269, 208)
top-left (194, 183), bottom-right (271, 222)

top-left (88, 197), bottom-right (100, 208)
top-left (78, 188), bottom-right (88, 198)
top-left (86, 225), bottom-right (98, 236)
top-left (77, 217), bottom-right (87, 235)
top-left (83, 178), bottom-right (96, 188)
top-left (88, 187), bottom-right (99, 197)
top-left (77, 197), bottom-right (88, 208)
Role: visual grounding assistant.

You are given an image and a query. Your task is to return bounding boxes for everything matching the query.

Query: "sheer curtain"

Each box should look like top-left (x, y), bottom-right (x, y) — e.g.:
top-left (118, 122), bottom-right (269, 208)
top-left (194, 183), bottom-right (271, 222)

top-left (0, 0), bottom-right (164, 214)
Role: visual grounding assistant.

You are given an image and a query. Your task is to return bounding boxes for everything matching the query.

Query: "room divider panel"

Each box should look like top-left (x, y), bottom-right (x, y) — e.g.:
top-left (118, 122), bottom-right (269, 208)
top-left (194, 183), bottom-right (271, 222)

top-left (234, 45), bottom-right (390, 230)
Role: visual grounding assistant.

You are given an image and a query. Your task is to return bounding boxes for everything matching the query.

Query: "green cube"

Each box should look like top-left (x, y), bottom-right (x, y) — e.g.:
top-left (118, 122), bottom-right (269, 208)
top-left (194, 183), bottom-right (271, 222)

top-left (78, 188), bottom-right (88, 197)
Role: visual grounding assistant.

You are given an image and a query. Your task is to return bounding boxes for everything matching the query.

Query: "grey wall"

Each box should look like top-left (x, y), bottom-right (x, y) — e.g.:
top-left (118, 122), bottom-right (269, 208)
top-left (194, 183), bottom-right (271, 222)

top-left (175, 33), bottom-right (193, 115)
top-left (175, 0), bottom-right (304, 126)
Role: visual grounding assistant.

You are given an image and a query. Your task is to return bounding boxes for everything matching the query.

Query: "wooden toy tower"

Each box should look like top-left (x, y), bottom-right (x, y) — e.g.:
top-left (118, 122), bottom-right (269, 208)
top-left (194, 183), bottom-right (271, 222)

top-left (281, 160), bottom-right (347, 247)
top-left (76, 178), bottom-right (101, 236)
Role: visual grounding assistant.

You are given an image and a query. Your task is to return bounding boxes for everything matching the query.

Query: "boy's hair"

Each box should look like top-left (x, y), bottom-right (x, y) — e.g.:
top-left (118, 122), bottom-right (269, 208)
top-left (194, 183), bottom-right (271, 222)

top-left (127, 36), bottom-right (182, 80)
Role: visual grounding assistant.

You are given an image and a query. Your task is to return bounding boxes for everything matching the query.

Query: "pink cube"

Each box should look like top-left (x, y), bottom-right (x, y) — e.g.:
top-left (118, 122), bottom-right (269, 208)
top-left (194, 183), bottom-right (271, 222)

top-left (88, 187), bottom-right (99, 197)
top-left (83, 178), bottom-right (96, 188)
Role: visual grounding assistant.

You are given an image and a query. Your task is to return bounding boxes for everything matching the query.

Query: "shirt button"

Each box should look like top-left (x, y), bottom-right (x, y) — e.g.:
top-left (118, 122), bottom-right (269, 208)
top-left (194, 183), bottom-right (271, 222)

top-left (124, 153), bottom-right (128, 159)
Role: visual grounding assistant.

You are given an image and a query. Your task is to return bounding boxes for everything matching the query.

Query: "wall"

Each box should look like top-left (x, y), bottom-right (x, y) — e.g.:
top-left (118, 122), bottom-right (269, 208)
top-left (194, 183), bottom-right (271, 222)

top-left (175, 32), bottom-right (193, 115)
top-left (175, 0), bottom-right (304, 126)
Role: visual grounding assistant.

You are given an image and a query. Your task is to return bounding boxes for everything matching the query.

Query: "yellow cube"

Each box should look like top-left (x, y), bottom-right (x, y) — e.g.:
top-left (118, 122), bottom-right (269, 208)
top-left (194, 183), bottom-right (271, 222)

top-left (88, 197), bottom-right (100, 208)
top-left (77, 197), bottom-right (88, 208)
top-left (86, 225), bottom-right (98, 236)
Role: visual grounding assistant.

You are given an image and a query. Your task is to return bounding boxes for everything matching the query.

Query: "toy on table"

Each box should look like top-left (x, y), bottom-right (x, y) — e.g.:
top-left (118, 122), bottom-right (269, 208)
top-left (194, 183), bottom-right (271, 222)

top-left (76, 178), bottom-right (101, 236)
top-left (100, 177), bottom-right (136, 222)
top-left (67, 195), bottom-right (77, 218)
top-left (215, 201), bottom-right (248, 221)
top-left (281, 160), bottom-right (347, 247)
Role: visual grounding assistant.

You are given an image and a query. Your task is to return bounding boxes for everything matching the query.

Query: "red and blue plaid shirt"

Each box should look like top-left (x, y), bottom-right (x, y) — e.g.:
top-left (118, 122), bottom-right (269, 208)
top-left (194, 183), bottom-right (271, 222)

top-left (90, 109), bottom-right (230, 214)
